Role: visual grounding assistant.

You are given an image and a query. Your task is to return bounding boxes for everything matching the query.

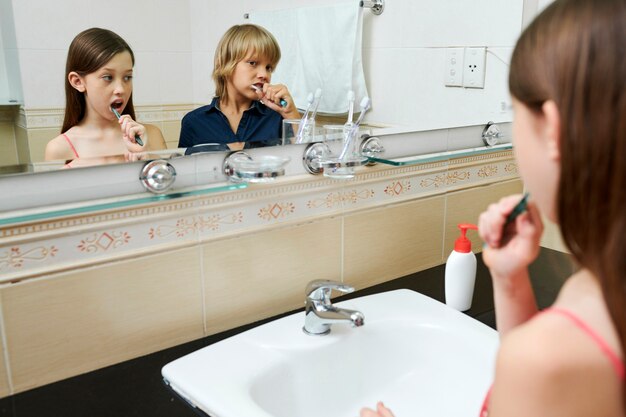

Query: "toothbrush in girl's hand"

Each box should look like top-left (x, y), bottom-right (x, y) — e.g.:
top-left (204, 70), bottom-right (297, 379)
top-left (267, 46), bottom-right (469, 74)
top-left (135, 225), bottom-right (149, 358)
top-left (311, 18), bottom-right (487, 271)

top-left (338, 97), bottom-right (371, 160)
top-left (111, 107), bottom-right (143, 146)
top-left (251, 84), bottom-right (287, 107)
top-left (499, 192), bottom-right (530, 247)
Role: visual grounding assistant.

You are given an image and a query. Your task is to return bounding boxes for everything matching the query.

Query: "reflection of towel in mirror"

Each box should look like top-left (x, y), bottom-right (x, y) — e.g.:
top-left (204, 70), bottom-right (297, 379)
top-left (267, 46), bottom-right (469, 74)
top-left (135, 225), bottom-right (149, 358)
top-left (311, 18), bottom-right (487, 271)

top-left (250, 2), bottom-right (368, 115)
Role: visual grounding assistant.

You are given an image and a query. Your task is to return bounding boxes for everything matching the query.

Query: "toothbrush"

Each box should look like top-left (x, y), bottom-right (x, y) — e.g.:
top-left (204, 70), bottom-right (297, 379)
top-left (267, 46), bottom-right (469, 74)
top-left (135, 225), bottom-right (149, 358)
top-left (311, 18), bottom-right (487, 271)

top-left (499, 192), bottom-right (530, 247)
top-left (111, 107), bottom-right (143, 146)
top-left (251, 85), bottom-right (287, 108)
top-left (308, 88), bottom-right (323, 122)
top-left (300, 92), bottom-right (315, 122)
top-left (296, 89), bottom-right (322, 144)
top-left (346, 90), bottom-right (355, 125)
top-left (338, 97), bottom-right (371, 160)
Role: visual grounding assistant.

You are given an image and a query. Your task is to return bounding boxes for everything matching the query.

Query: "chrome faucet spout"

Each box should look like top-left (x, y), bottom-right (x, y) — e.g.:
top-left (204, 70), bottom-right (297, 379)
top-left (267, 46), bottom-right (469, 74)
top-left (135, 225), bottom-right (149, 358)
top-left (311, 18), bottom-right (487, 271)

top-left (316, 306), bottom-right (364, 325)
top-left (303, 280), bottom-right (365, 336)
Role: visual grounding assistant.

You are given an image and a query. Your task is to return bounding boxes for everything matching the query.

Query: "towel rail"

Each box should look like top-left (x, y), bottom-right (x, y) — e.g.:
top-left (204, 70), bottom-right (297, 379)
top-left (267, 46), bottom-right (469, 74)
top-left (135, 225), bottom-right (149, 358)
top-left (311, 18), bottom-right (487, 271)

top-left (243, 0), bottom-right (384, 19)
top-left (360, 0), bottom-right (384, 15)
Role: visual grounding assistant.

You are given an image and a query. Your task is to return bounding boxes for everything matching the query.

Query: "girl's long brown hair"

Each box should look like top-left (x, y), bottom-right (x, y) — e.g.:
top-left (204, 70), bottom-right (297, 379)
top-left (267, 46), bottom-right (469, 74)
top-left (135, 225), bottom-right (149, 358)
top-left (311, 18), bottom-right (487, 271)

top-left (62, 28), bottom-right (135, 133)
top-left (510, 0), bottom-right (626, 409)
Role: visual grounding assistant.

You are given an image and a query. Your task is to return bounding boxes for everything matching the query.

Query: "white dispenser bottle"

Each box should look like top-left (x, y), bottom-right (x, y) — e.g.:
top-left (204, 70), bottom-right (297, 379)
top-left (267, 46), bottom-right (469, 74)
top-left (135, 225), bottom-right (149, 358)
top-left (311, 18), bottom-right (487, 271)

top-left (445, 223), bottom-right (478, 311)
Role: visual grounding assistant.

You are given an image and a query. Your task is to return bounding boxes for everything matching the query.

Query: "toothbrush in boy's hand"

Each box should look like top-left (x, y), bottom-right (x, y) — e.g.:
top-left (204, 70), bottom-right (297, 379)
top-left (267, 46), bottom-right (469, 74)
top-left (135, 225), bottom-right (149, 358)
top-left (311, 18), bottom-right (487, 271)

top-left (251, 85), bottom-right (287, 107)
top-left (499, 192), bottom-right (530, 247)
top-left (111, 107), bottom-right (144, 146)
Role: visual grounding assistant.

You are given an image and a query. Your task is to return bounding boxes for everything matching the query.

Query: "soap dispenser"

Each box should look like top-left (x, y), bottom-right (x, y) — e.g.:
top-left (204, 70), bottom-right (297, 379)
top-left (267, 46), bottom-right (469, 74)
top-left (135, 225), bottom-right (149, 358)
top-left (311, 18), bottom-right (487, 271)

top-left (445, 223), bottom-right (478, 311)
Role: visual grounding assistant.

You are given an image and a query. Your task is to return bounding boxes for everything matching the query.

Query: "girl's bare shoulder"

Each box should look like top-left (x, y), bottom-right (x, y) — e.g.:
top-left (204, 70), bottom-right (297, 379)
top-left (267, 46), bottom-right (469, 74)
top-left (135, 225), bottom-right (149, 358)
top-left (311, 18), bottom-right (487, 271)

top-left (490, 306), bottom-right (623, 416)
top-left (45, 133), bottom-right (73, 161)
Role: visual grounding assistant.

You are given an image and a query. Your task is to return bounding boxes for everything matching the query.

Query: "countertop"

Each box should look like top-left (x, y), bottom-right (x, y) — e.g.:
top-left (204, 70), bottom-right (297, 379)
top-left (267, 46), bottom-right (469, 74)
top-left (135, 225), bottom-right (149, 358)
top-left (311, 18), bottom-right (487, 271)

top-left (0, 248), bottom-right (573, 417)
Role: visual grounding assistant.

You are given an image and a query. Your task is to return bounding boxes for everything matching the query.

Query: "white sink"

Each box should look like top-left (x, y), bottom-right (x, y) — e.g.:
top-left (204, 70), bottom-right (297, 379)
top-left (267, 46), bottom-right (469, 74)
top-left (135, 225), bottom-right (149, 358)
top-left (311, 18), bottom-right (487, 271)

top-left (162, 289), bottom-right (498, 417)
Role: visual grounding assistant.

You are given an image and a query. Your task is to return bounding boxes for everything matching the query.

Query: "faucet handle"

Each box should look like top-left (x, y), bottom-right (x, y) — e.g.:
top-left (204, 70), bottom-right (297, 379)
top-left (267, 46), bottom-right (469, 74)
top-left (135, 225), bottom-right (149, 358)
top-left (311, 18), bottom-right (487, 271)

top-left (305, 279), bottom-right (354, 302)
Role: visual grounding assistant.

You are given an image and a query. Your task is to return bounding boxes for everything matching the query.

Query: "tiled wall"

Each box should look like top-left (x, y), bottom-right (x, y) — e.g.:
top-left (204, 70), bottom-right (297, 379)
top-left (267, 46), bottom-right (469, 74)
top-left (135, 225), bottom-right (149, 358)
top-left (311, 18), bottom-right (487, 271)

top-left (1, 1), bottom-right (537, 163)
top-left (0, 107), bottom-right (18, 166)
top-left (6, 1), bottom-right (530, 122)
top-left (7, 0), bottom-right (194, 109)
top-left (0, 149), bottom-right (522, 396)
top-left (1, 247), bottom-right (205, 393)
top-left (189, 0), bottom-right (525, 128)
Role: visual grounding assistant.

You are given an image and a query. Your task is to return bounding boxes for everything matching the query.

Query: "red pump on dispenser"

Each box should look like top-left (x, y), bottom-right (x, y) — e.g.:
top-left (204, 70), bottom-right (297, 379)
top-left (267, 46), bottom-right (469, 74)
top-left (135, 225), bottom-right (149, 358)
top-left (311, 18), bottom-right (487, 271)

top-left (445, 223), bottom-right (478, 311)
top-left (453, 223), bottom-right (478, 253)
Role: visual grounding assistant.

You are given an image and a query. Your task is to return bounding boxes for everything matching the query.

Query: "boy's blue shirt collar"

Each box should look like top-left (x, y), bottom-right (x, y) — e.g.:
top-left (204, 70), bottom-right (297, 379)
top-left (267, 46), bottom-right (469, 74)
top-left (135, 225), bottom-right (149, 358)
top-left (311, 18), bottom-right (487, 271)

top-left (205, 96), bottom-right (269, 115)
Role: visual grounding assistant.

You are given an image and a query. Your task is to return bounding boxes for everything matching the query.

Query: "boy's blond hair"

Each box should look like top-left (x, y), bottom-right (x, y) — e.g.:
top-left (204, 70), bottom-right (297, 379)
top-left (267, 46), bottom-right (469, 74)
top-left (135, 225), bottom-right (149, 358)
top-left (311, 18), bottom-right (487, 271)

top-left (213, 24), bottom-right (281, 103)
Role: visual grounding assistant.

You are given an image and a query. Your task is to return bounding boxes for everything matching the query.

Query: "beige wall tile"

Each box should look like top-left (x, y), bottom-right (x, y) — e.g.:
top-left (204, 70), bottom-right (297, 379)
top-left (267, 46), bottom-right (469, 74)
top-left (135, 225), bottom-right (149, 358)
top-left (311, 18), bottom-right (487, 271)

top-left (26, 128), bottom-right (60, 164)
top-left (0, 311), bottom-right (11, 397)
top-left (541, 219), bottom-right (569, 253)
top-left (161, 120), bottom-right (182, 145)
top-left (202, 218), bottom-right (342, 335)
top-left (444, 179), bottom-right (523, 256)
top-left (15, 126), bottom-right (30, 164)
top-left (344, 196), bottom-right (446, 290)
top-left (0, 123), bottom-right (18, 166)
top-left (1, 247), bottom-right (204, 394)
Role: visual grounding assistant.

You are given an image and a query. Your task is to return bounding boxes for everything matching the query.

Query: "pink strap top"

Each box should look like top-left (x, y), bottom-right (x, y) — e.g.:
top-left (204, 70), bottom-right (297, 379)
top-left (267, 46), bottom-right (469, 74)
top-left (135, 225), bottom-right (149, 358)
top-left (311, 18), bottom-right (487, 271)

top-left (479, 307), bottom-right (624, 416)
top-left (62, 133), bottom-right (79, 158)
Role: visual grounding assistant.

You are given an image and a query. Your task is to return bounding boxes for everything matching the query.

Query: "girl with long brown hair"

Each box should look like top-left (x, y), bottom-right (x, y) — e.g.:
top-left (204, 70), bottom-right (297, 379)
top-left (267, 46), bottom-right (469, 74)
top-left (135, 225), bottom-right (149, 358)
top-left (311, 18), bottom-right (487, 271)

top-left (45, 28), bottom-right (165, 166)
top-left (362, 0), bottom-right (625, 416)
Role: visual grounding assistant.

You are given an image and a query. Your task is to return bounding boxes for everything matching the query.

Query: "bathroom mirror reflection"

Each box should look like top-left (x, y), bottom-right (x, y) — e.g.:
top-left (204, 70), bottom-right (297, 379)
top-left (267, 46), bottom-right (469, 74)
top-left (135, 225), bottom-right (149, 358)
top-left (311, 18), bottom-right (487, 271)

top-left (0, 0), bottom-right (523, 182)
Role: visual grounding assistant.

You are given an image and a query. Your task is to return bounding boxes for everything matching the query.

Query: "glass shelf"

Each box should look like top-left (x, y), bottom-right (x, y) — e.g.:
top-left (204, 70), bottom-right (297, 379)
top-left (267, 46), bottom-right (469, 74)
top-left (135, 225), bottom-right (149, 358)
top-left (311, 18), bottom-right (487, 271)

top-left (367, 143), bottom-right (513, 166)
top-left (0, 183), bottom-right (247, 226)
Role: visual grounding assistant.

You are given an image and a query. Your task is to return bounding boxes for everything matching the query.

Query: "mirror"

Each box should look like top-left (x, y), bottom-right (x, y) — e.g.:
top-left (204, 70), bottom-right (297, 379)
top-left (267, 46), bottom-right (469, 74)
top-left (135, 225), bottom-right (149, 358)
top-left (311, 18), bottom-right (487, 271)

top-left (0, 0), bottom-right (526, 182)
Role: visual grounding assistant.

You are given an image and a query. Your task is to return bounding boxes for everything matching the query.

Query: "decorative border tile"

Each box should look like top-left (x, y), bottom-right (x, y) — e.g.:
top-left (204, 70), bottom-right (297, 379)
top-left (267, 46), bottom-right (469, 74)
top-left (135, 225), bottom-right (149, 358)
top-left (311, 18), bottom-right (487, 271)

top-left (0, 245), bottom-right (58, 271)
top-left (149, 212), bottom-right (243, 240)
top-left (477, 164), bottom-right (499, 178)
top-left (258, 203), bottom-right (295, 221)
top-left (0, 198), bottom-right (199, 240)
top-left (505, 162), bottom-right (518, 174)
top-left (77, 232), bottom-right (131, 253)
top-left (420, 170), bottom-right (471, 188)
top-left (307, 189), bottom-right (375, 209)
top-left (0, 150), bottom-right (518, 282)
top-left (384, 180), bottom-right (412, 197)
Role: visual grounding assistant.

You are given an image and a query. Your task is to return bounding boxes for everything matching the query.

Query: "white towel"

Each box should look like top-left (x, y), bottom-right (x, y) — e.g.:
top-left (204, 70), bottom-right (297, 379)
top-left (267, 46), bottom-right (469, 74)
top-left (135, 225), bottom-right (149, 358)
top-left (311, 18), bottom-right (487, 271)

top-left (249, 2), bottom-right (368, 115)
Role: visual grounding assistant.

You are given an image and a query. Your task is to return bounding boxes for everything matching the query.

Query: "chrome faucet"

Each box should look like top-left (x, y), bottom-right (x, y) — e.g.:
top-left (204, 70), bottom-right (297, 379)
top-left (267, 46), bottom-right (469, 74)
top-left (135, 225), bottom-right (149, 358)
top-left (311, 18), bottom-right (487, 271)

top-left (303, 280), bottom-right (365, 336)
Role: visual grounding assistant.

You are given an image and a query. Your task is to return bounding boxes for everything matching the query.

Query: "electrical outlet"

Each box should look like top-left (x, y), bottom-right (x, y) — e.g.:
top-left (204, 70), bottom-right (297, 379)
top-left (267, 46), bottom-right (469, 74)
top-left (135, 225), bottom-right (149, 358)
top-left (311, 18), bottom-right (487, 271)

top-left (463, 47), bottom-right (486, 88)
top-left (444, 48), bottom-right (464, 87)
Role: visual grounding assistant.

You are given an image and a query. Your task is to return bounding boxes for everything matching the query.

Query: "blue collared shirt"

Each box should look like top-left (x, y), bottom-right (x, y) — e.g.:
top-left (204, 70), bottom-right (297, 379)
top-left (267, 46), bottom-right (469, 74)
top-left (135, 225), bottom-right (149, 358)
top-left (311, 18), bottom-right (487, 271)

top-left (178, 97), bottom-right (283, 149)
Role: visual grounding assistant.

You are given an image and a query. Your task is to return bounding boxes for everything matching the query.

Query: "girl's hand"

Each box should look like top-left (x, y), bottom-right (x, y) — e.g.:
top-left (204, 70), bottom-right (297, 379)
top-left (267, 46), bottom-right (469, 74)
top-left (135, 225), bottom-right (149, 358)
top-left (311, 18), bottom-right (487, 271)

top-left (124, 151), bottom-right (145, 162)
top-left (478, 194), bottom-right (543, 278)
top-left (255, 83), bottom-right (300, 119)
top-left (118, 114), bottom-right (148, 152)
top-left (360, 402), bottom-right (395, 417)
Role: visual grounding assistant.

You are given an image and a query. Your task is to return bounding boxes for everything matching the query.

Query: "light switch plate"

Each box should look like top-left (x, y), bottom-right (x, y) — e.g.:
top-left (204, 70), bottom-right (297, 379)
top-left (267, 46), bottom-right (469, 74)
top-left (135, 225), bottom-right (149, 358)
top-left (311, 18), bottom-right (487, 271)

top-left (463, 47), bottom-right (486, 88)
top-left (444, 48), bottom-right (464, 87)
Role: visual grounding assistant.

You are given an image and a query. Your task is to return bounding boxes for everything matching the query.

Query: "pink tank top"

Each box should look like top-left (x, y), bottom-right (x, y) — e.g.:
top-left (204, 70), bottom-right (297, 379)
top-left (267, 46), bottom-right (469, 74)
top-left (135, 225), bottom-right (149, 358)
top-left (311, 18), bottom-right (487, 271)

top-left (479, 307), bottom-right (624, 416)
top-left (62, 133), bottom-right (79, 158)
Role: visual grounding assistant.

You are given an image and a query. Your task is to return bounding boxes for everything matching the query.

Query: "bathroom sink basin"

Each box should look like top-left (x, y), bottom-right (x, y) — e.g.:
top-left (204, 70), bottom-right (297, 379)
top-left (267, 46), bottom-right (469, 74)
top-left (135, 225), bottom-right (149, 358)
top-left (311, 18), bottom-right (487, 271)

top-left (162, 289), bottom-right (498, 417)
